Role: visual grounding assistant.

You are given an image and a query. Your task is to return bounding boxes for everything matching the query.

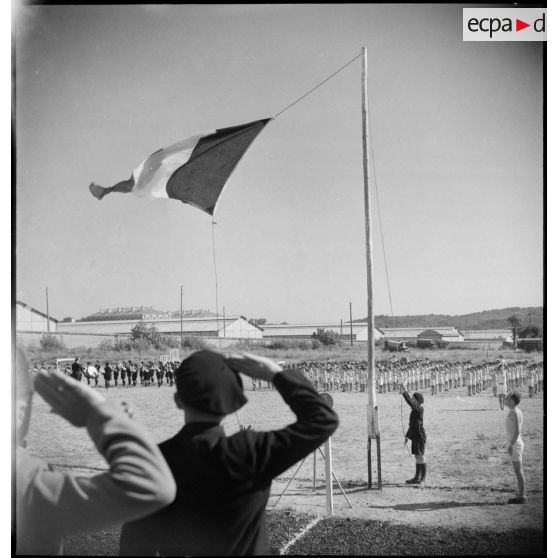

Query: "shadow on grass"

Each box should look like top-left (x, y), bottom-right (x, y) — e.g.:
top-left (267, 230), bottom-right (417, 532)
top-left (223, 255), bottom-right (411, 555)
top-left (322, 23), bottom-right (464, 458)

top-left (272, 483), bottom-right (537, 497)
top-left (272, 483), bottom-right (362, 496)
top-left (368, 500), bottom-right (508, 511)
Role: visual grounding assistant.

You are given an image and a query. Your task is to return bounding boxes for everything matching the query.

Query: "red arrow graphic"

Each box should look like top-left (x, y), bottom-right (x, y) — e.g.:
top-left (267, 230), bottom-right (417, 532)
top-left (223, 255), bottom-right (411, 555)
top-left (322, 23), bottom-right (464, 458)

top-left (516, 19), bottom-right (530, 31)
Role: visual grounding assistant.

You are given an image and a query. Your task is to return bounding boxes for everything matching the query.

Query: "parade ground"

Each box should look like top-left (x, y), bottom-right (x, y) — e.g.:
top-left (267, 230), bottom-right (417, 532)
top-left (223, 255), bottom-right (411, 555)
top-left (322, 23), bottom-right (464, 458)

top-left (26, 375), bottom-right (545, 555)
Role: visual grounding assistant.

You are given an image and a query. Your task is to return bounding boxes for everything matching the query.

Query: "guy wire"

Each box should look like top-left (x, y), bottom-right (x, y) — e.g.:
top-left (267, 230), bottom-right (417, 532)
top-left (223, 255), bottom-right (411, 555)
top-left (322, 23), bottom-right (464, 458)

top-left (273, 52), bottom-right (362, 119)
top-left (366, 94), bottom-right (396, 329)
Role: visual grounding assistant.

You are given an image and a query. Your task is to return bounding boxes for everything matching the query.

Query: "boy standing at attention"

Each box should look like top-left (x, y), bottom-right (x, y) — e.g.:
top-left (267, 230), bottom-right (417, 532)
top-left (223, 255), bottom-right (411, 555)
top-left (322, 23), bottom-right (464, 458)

top-left (400, 380), bottom-right (427, 487)
top-left (505, 390), bottom-right (526, 504)
top-left (496, 365), bottom-right (508, 410)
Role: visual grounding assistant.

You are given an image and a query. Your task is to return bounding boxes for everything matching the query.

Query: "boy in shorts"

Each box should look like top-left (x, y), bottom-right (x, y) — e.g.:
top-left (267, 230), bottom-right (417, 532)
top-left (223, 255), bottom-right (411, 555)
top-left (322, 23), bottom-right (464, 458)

top-left (505, 390), bottom-right (526, 503)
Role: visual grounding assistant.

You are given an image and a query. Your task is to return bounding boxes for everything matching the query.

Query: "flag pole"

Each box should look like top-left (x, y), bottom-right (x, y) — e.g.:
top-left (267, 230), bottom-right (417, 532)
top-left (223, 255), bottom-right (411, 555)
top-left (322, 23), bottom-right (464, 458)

top-left (361, 46), bottom-right (381, 490)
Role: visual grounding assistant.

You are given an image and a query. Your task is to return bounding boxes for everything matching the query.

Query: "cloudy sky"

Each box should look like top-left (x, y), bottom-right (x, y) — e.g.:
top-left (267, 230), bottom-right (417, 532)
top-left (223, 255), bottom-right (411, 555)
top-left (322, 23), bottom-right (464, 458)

top-left (14, 4), bottom-right (544, 324)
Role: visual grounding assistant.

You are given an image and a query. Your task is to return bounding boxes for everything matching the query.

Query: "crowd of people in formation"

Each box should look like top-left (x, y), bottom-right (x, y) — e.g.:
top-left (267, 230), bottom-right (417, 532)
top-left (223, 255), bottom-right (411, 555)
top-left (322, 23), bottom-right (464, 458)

top-left (281, 356), bottom-right (544, 399)
top-left (31, 355), bottom-right (544, 400)
top-left (32, 357), bottom-right (182, 389)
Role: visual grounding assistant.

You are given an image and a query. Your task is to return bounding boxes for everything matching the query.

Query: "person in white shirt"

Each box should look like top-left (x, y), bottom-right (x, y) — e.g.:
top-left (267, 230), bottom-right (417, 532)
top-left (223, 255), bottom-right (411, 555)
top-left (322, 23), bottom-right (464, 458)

top-left (505, 390), bottom-right (526, 504)
top-left (496, 365), bottom-right (507, 410)
top-left (85, 362), bottom-right (99, 387)
top-left (527, 369), bottom-right (535, 398)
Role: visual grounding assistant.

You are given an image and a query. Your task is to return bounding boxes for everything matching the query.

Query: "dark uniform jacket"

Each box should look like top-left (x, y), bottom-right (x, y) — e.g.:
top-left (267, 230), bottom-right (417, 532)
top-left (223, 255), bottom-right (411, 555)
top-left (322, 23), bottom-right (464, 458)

top-left (403, 391), bottom-right (426, 441)
top-left (70, 361), bottom-right (83, 381)
top-left (119, 369), bottom-right (338, 556)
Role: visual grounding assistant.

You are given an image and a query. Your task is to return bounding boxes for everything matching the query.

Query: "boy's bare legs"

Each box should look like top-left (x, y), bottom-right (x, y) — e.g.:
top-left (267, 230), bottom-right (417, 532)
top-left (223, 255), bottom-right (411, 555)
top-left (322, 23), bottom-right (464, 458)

top-left (512, 460), bottom-right (526, 500)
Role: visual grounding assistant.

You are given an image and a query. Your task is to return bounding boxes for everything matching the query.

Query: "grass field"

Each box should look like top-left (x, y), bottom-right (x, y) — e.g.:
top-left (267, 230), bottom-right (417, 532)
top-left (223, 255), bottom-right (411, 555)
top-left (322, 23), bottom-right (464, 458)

top-left (25, 371), bottom-right (545, 555)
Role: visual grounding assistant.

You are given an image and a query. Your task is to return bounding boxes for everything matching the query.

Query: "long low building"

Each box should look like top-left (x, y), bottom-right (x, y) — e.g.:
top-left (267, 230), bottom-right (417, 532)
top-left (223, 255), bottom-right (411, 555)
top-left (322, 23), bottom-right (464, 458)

top-left (20, 300), bottom-right (513, 350)
top-left (261, 323), bottom-right (384, 341)
top-left (378, 327), bottom-right (464, 343)
top-left (57, 312), bottom-right (263, 340)
top-left (460, 329), bottom-right (513, 343)
top-left (15, 303), bottom-right (263, 349)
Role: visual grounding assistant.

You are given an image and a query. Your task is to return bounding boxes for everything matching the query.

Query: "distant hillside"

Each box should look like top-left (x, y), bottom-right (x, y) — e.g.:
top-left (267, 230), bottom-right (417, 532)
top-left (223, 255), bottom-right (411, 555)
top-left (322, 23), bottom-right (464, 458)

top-left (354, 307), bottom-right (543, 332)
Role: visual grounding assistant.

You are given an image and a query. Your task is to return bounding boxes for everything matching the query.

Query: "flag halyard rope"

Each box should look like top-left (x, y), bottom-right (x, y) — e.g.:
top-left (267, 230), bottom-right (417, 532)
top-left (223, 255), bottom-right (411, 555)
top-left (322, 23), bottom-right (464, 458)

top-left (273, 52), bottom-right (362, 120)
top-left (211, 220), bottom-right (222, 351)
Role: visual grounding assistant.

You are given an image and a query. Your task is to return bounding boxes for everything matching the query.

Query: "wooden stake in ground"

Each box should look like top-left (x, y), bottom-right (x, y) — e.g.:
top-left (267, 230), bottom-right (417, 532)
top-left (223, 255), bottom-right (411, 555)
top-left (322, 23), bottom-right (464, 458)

top-left (313, 450), bottom-right (317, 491)
top-left (324, 437), bottom-right (334, 515)
top-left (361, 45), bottom-right (382, 490)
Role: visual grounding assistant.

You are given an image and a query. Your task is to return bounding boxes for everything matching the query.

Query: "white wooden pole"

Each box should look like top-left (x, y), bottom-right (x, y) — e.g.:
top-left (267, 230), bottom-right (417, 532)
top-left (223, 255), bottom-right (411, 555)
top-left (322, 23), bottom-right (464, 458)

top-left (313, 450), bottom-right (317, 491)
top-left (324, 438), bottom-right (334, 515)
top-left (361, 46), bottom-right (381, 490)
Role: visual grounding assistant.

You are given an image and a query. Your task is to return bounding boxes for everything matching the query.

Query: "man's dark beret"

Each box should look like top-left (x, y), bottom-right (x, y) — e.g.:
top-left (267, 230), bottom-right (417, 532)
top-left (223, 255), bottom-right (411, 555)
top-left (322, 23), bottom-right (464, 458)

top-left (175, 351), bottom-right (247, 415)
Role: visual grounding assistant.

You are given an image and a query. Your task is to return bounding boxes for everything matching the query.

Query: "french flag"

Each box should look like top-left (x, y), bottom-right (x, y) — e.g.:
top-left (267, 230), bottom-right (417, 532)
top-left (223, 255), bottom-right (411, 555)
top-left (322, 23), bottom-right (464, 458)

top-left (89, 119), bottom-right (270, 215)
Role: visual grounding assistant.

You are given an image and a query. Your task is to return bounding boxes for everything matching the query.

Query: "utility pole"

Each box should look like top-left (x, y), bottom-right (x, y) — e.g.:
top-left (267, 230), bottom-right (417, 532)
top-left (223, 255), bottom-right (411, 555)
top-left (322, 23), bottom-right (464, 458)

top-left (180, 285), bottom-right (183, 348)
top-left (46, 287), bottom-right (50, 333)
top-left (350, 302), bottom-right (354, 347)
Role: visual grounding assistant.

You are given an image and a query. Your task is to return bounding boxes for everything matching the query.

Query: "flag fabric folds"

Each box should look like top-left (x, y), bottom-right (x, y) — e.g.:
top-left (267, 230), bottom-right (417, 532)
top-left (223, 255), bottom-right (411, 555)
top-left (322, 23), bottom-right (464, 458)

top-left (89, 118), bottom-right (270, 215)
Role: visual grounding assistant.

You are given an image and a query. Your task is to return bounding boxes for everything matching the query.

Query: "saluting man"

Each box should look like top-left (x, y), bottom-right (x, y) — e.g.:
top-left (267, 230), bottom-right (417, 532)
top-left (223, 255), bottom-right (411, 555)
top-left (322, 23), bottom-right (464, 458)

top-left (119, 351), bottom-right (338, 556)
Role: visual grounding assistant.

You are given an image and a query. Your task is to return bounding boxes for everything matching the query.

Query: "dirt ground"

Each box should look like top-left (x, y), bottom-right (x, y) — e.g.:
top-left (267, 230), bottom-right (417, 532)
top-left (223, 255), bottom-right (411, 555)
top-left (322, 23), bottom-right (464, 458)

top-left (270, 478), bottom-right (543, 531)
top-left (25, 377), bottom-right (545, 553)
top-left (265, 385), bottom-right (543, 533)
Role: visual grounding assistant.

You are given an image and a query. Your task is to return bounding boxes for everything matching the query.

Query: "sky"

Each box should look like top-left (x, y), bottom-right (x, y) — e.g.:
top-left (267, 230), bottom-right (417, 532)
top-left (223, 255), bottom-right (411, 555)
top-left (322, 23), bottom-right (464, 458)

top-left (13, 3), bottom-right (544, 324)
